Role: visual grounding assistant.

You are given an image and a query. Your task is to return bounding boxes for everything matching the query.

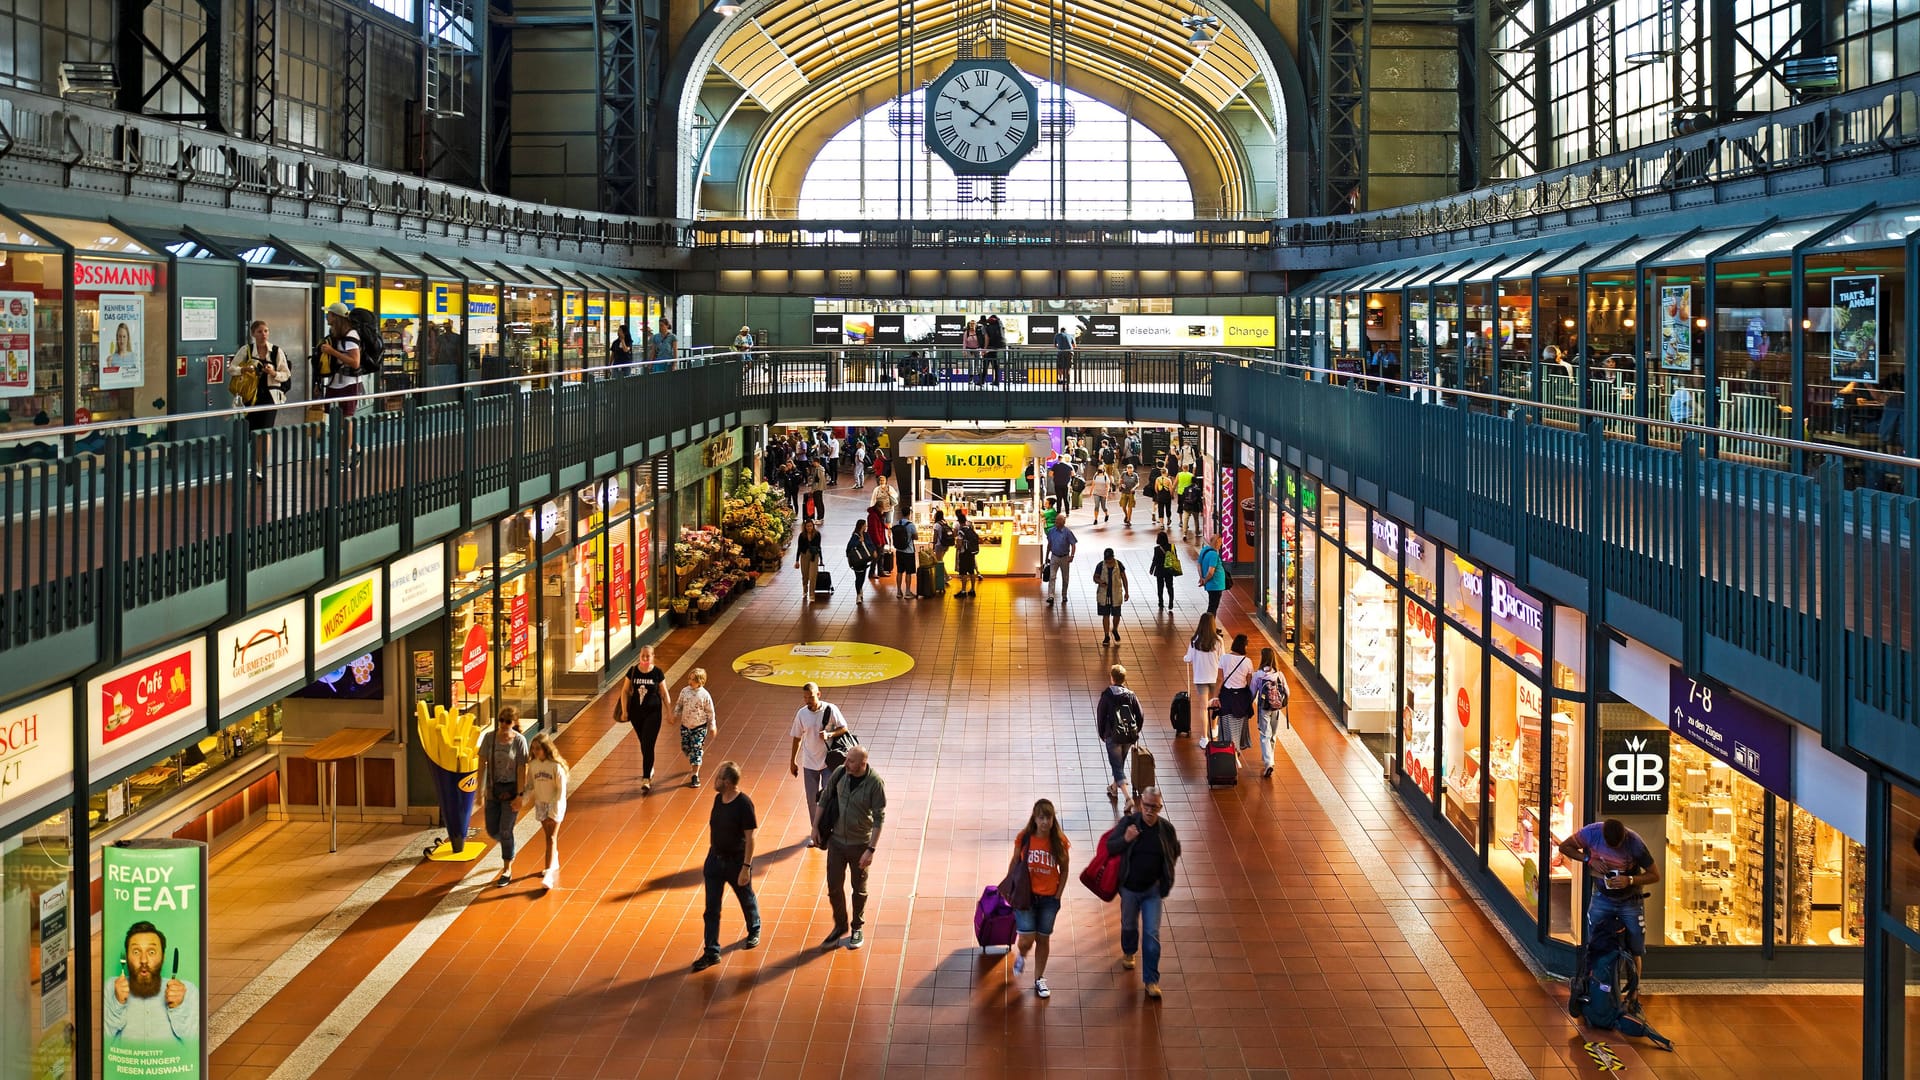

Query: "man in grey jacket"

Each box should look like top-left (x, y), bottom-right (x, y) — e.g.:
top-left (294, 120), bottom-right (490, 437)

top-left (815, 746), bottom-right (887, 950)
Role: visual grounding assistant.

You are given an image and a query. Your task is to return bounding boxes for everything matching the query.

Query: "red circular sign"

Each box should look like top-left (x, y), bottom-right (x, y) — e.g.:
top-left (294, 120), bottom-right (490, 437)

top-left (74, 408), bottom-right (92, 425)
top-left (460, 623), bottom-right (490, 695)
top-left (1456, 687), bottom-right (1472, 728)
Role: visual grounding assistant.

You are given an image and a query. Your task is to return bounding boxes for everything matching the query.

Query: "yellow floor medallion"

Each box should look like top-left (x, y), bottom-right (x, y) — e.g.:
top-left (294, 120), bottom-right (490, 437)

top-left (731, 641), bottom-right (915, 687)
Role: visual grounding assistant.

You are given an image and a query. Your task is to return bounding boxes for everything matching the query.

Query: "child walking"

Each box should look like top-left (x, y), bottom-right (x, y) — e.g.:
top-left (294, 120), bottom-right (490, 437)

top-left (526, 732), bottom-right (571, 890)
top-left (676, 668), bottom-right (718, 787)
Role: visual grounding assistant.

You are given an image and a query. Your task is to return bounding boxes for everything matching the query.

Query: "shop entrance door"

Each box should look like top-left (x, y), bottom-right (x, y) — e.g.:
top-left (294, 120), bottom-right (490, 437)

top-left (252, 283), bottom-right (314, 407)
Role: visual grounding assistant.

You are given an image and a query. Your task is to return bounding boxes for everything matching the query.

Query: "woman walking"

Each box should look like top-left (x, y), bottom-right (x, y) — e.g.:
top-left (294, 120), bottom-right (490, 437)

top-left (1151, 469), bottom-right (1176, 528)
top-left (846, 520), bottom-right (878, 602)
top-left (676, 668), bottom-right (718, 787)
top-left (616, 645), bottom-right (671, 792)
top-left (1183, 613), bottom-right (1226, 734)
top-left (526, 732), bottom-right (570, 889)
top-left (1213, 633), bottom-right (1256, 755)
top-left (1010, 799), bottom-right (1070, 999)
top-left (1249, 647), bottom-right (1291, 779)
top-left (1087, 468), bottom-right (1113, 524)
top-left (1151, 530), bottom-right (1182, 610)
top-left (795, 519), bottom-right (824, 597)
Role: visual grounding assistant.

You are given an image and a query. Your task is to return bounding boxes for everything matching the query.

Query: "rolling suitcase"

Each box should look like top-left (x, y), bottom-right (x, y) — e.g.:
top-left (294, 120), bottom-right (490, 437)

top-left (1170, 691), bottom-right (1192, 736)
top-left (1206, 739), bottom-right (1238, 787)
top-left (916, 565), bottom-right (938, 598)
top-left (1129, 744), bottom-right (1155, 796)
top-left (974, 887), bottom-right (1017, 950)
top-left (813, 569), bottom-right (834, 596)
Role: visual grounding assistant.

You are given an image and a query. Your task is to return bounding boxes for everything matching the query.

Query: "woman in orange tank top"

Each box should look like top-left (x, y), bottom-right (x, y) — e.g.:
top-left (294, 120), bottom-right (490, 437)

top-left (1012, 799), bottom-right (1070, 998)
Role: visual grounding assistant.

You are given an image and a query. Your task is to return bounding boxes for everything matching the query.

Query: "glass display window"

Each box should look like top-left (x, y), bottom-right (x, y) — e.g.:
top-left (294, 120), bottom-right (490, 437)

top-left (1665, 727), bottom-right (1767, 946)
top-left (1462, 280), bottom-right (1496, 400)
top-left (466, 280), bottom-right (501, 365)
top-left (89, 704), bottom-right (284, 829)
top-left (1402, 597), bottom-right (1440, 803)
top-left (1802, 244), bottom-right (1907, 481)
top-left (452, 525), bottom-right (499, 601)
top-left (1296, 512), bottom-right (1318, 664)
top-left (2, 809), bottom-right (74, 1080)
top-left (503, 283), bottom-right (559, 375)
top-left (1262, 492), bottom-right (1280, 623)
top-left (1444, 554), bottom-right (1486, 636)
top-left (1317, 483), bottom-right (1343, 538)
top-left (1343, 557), bottom-right (1396, 732)
top-left (1888, 781), bottom-right (1920, 935)
top-left (1403, 527), bottom-right (1439, 605)
top-left (1545, 698), bottom-right (1587, 943)
top-left (1441, 625), bottom-right (1485, 846)
top-left (1552, 606), bottom-right (1587, 692)
top-left (1317, 534), bottom-right (1341, 679)
top-left (1488, 573), bottom-right (1546, 666)
top-left (0, 246), bottom-right (67, 436)
top-left (1775, 798), bottom-right (1868, 947)
top-left (419, 276), bottom-right (465, 373)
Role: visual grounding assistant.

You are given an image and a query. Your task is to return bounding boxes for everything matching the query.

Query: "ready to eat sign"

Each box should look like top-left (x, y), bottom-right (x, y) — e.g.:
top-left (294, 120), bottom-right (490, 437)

top-left (0, 690), bottom-right (75, 826)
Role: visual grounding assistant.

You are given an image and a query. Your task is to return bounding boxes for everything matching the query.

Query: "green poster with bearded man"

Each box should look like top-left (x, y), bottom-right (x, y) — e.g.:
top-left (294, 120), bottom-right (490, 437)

top-left (102, 840), bottom-right (206, 1079)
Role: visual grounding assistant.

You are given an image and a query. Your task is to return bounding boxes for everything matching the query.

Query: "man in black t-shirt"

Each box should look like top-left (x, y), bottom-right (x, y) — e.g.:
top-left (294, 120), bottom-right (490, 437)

top-left (693, 761), bottom-right (760, 971)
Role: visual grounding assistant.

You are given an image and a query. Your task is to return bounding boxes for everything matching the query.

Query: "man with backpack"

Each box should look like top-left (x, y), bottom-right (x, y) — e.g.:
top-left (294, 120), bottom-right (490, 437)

top-left (1091, 547), bottom-right (1128, 647)
top-left (1095, 665), bottom-right (1144, 798)
top-left (1559, 818), bottom-right (1659, 964)
top-left (929, 508), bottom-right (954, 597)
top-left (889, 510), bottom-right (918, 600)
top-left (953, 510), bottom-right (982, 598)
top-left (319, 303), bottom-right (369, 460)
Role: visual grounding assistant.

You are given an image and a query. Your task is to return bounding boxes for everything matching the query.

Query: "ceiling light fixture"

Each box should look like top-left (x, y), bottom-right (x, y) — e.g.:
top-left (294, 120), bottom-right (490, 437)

top-left (712, 0), bottom-right (741, 16)
top-left (1180, 13), bottom-right (1220, 51)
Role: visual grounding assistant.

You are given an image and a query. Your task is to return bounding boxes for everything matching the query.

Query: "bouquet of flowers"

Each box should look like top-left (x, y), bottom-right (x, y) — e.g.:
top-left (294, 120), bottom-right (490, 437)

top-left (724, 478), bottom-right (796, 565)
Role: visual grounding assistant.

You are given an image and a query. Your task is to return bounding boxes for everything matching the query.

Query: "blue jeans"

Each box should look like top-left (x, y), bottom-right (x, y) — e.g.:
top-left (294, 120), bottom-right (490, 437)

top-left (1119, 886), bottom-right (1163, 984)
top-left (702, 852), bottom-right (761, 953)
top-left (1587, 890), bottom-right (1646, 956)
top-left (1104, 739), bottom-right (1128, 783)
top-left (484, 796), bottom-right (517, 865)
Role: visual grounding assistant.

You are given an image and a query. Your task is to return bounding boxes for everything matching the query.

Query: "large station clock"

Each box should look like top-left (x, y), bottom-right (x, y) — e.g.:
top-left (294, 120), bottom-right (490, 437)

top-left (924, 59), bottom-right (1039, 176)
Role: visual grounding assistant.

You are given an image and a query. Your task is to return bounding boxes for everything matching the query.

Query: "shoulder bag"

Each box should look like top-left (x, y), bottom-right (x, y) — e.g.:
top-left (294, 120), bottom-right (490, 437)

top-left (822, 705), bottom-right (859, 771)
top-left (813, 765), bottom-right (848, 846)
top-left (1079, 825), bottom-right (1124, 902)
top-left (996, 844), bottom-right (1034, 911)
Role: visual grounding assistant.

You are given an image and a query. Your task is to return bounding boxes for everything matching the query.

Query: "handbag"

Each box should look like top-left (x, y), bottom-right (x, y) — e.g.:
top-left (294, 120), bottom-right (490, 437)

top-left (490, 779), bottom-right (518, 802)
top-left (996, 846), bottom-right (1034, 911)
top-left (812, 765), bottom-right (847, 845)
top-left (228, 362), bottom-right (260, 404)
top-left (1079, 825), bottom-right (1124, 902)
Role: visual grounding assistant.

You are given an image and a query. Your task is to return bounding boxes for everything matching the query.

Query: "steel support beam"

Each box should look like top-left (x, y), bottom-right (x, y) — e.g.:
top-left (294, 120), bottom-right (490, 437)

top-left (117, 0), bottom-right (228, 132)
top-left (595, 0), bottom-right (647, 214)
top-left (245, 0), bottom-right (277, 143)
top-left (343, 15), bottom-right (369, 164)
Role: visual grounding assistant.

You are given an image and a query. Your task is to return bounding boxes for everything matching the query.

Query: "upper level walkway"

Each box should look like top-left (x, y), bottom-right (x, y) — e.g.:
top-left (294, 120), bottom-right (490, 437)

top-left (2, 350), bottom-right (1916, 779)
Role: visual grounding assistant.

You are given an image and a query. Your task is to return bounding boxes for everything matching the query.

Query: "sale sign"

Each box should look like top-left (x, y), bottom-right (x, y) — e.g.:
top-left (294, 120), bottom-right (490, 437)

top-left (611, 542), bottom-right (630, 626)
top-left (508, 592), bottom-right (531, 667)
top-left (460, 623), bottom-right (490, 696)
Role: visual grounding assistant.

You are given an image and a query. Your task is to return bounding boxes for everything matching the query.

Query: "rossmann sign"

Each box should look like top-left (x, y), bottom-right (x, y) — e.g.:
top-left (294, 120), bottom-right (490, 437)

top-left (75, 262), bottom-right (159, 290)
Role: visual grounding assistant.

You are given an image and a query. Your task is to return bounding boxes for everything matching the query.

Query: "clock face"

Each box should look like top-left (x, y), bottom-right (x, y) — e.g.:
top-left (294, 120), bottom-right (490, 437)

top-left (925, 62), bottom-right (1038, 176)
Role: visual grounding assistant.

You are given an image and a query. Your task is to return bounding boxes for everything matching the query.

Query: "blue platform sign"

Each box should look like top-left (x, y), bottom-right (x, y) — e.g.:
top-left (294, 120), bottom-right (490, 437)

top-left (1668, 667), bottom-right (1792, 797)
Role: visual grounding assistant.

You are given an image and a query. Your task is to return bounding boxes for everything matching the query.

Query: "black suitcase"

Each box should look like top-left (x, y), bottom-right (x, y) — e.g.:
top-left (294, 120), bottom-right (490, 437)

top-left (1171, 691), bottom-right (1192, 736)
top-left (1206, 739), bottom-right (1238, 787)
top-left (915, 566), bottom-right (938, 598)
top-left (814, 569), bottom-right (834, 595)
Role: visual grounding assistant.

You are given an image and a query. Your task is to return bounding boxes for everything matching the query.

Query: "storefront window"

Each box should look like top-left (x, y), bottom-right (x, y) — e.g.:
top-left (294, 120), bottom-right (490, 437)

top-left (1710, 223), bottom-right (1832, 461)
top-left (1344, 552), bottom-right (1394, 732)
top-left (90, 705), bottom-right (284, 828)
top-left (499, 510), bottom-right (539, 727)
top-left (467, 278), bottom-right (501, 373)
top-left (1297, 510), bottom-right (1318, 664)
top-left (23, 217), bottom-right (169, 436)
top-left (0, 243), bottom-right (66, 436)
top-left (1, 811), bottom-right (73, 1079)
top-left (1776, 798), bottom-right (1868, 946)
top-left (1803, 243), bottom-right (1908, 485)
top-left (1317, 535), bottom-right (1341, 686)
top-left (502, 277), bottom-right (559, 376)
top-left (1441, 625), bottom-right (1485, 846)
top-left (1463, 279), bottom-right (1495, 402)
top-left (1891, 781), bottom-right (1920, 935)
top-left (1499, 269), bottom-right (1539, 403)
top-left (1403, 596), bottom-right (1439, 804)
top-left (1666, 725), bottom-right (1768, 945)
top-left (1407, 288), bottom-right (1434, 386)
top-left (1445, 555), bottom-right (1485, 636)
top-left (419, 277), bottom-right (465, 376)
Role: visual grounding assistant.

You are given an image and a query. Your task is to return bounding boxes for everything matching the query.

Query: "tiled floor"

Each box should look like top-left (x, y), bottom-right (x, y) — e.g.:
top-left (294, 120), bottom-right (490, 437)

top-left (209, 481), bottom-right (1866, 1080)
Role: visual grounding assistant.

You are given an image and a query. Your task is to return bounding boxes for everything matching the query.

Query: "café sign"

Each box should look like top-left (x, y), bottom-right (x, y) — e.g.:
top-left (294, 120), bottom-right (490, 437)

top-left (87, 641), bottom-right (208, 777)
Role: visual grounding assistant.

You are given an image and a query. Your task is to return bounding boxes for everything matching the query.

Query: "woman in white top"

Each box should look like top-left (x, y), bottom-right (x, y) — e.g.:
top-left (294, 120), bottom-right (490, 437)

top-left (526, 733), bottom-right (571, 890)
top-left (675, 667), bottom-right (718, 787)
top-left (1087, 469), bottom-right (1113, 525)
top-left (1213, 633), bottom-right (1257, 757)
top-left (1183, 612), bottom-right (1226, 734)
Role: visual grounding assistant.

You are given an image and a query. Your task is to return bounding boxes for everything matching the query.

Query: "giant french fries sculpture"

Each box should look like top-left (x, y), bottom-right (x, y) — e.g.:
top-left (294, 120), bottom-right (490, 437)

top-left (417, 702), bottom-right (482, 852)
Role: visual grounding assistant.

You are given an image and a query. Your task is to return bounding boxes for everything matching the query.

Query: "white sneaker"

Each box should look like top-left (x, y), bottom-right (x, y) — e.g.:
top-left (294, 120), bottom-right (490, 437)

top-left (1013, 953), bottom-right (1026, 975)
top-left (542, 868), bottom-right (557, 889)
top-left (1035, 978), bottom-right (1050, 999)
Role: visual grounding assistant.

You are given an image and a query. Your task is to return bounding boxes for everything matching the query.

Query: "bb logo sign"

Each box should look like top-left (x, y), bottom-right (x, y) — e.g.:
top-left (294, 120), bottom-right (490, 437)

top-left (1601, 729), bottom-right (1670, 814)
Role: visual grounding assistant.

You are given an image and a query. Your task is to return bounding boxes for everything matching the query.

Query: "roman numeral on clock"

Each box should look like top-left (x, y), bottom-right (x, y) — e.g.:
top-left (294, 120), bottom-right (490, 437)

top-left (939, 125), bottom-right (960, 143)
top-left (1010, 108), bottom-right (1028, 123)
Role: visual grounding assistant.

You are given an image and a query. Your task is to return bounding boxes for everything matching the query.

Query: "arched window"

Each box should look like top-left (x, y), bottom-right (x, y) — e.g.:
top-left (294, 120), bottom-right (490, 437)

top-left (795, 77), bottom-right (1194, 219)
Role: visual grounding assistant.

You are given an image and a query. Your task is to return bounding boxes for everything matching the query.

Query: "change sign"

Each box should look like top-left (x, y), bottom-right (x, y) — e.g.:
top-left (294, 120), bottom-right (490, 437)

top-left (102, 840), bottom-right (207, 1080)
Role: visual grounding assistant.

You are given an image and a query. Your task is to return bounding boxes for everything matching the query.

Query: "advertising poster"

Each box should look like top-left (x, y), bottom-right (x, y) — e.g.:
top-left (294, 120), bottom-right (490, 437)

top-left (635, 525), bottom-right (652, 614)
top-left (1085, 315), bottom-right (1122, 346)
top-left (1829, 275), bottom-right (1881, 383)
top-left (1658, 285), bottom-right (1693, 372)
top-left (812, 315), bottom-right (843, 346)
top-left (312, 570), bottom-right (382, 670)
top-left (99, 294), bottom-right (146, 390)
top-left (88, 642), bottom-right (207, 778)
top-left (40, 880), bottom-right (71, 1029)
top-left (101, 841), bottom-right (207, 1080)
top-left (509, 592), bottom-right (531, 666)
top-left (0, 292), bottom-right (36, 397)
top-left (611, 542), bottom-right (630, 625)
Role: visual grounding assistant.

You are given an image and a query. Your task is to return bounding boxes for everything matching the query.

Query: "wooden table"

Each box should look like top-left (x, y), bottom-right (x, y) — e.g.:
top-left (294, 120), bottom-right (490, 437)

top-left (302, 727), bottom-right (391, 852)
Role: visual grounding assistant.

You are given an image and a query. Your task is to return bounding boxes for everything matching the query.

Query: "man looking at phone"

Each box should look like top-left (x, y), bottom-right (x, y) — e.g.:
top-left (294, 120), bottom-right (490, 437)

top-left (1559, 818), bottom-right (1659, 960)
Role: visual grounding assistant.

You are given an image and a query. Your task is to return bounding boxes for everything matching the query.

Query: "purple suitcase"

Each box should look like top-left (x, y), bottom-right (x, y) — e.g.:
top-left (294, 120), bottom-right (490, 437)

top-left (974, 886), bottom-right (1018, 950)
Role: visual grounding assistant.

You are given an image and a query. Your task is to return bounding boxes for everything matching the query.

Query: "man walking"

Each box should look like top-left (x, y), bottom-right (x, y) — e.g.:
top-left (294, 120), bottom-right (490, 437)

top-left (788, 682), bottom-right (850, 848)
top-left (1198, 532), bottom-right (1229, 615)
top-left (1118, 463), bottom-right (1139, 528)
top-left (1092, 546), bottom-right (1129, 646)
top-left (815, 746), bottom-right (887, 950)
top-left (691, 761), bottom-right (761, 971)
top-left (1048, 455), bottom-right (1074, 510)
top-left (1095, 664), bottom-right (1144, 798)
top-left (1044, 515), bottom-right (1078, 606)
top-left (1108, 786), bottom-right (1181, 999)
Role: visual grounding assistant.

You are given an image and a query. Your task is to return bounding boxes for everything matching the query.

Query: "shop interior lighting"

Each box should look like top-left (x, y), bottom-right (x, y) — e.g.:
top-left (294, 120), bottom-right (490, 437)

top-left (1180, 13), bottom-right (1220, 51)
top-left (712, 0), bottom-right (741, 15)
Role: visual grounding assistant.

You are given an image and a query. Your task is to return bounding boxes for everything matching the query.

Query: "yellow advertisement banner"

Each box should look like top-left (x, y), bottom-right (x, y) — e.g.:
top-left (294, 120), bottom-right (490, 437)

top-left (1222, 316), bottom-right (1276, 347)
top-left (923, 444), bottom-right (1029, 480)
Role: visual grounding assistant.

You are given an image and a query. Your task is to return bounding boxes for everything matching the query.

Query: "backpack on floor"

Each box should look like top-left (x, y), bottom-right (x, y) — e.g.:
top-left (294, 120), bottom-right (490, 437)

top-left (1170, 690), bottom-right (1192, 735)
top-left (1572, 915), bottom-right (1675, 1052)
